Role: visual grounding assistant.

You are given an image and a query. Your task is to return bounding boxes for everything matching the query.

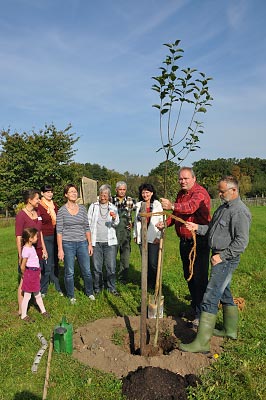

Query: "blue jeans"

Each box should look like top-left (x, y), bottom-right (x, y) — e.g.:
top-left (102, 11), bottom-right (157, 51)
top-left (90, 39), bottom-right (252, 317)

top-left (92, 242), bottom-right (117, 292)
top-left (63, 240), bottom-right (93, 298)
top-left (201, 257), bottom-right (240, 315)
top-left (41, 235), bottom-right (62, 294)
top-left (180, 236), bottom-right (209, 319)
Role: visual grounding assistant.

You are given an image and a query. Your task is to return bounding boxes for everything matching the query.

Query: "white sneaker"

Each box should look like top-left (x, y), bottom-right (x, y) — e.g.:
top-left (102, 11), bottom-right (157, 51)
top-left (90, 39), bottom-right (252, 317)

top-left (70, 297), bottom-right (76, 304)
top-left (88, 295), bottom-right (95, 301)
top-left (41, 293), bottom-right (46, 298)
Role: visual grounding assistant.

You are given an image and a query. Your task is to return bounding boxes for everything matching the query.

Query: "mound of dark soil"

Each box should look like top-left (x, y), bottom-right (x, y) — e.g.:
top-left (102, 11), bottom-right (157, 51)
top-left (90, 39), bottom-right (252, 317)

top-left (122, 366), bottom-right (201, 400)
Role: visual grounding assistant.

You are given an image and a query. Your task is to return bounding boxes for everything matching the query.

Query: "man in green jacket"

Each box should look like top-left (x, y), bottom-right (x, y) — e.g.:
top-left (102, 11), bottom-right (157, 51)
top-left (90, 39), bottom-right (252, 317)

top-left (112, 181), bottom-right (135, 283)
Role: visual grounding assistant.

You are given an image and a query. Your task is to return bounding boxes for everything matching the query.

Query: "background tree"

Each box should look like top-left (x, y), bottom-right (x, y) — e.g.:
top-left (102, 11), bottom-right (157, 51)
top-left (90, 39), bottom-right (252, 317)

top-left (152, 39), bottom-right (213, 196)
top-left (239, 175), bottom-right (252, 197)
top-left (0, 124), bottom-right (78, 213)
top-left (148, 161), bottom-right (179, 200)
top-left (192, 157), bottom-right (266, 197)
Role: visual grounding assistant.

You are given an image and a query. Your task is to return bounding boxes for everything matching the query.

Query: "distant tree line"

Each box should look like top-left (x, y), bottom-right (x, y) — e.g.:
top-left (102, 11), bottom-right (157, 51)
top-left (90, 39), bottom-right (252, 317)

top-left (0, 125), bottom-right (265, 215)
top-left (192, 158), bottom-right (266, 198)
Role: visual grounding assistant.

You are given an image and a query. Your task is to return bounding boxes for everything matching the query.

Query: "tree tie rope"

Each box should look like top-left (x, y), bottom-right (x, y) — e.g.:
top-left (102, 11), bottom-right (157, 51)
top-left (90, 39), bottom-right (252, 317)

top-left (140, 211), bottom-right (196, 281)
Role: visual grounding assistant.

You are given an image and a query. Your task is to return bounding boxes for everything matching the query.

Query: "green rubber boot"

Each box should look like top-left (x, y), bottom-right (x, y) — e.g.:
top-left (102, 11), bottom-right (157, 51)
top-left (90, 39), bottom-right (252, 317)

top-left (179, 311), bottom-right (216, 353)
top-left (213, 305), bottom-right (238, 339)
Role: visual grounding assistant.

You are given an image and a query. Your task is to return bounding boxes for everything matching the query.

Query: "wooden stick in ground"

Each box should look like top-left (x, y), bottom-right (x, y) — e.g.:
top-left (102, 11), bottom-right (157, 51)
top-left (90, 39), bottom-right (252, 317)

top-left (154, 235), bottom-right (164, 300)
top-left (154, 255), bottom-right (164, 347)
top-left (42, 334), bottom-right (53, 400)
top-left (140, 202), bottom-right (148, 356)
top-left (154, 221), bottom-right (165, 347)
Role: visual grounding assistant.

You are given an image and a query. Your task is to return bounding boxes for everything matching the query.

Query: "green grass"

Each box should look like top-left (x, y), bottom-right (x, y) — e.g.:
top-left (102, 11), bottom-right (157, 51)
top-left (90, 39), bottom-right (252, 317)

top-left (0, 207), bottom-right (265, 399)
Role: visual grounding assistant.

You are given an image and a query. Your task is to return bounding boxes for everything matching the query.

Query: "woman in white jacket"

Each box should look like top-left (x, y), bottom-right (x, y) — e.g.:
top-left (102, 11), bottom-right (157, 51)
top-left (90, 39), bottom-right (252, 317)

top-left (88, 185), bottom-right (119, 295)
top-left (134, 183), bottom-right (163, 288)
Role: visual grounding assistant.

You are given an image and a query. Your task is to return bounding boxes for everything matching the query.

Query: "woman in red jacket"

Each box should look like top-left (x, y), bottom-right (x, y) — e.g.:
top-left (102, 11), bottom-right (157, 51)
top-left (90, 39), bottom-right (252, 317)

top-left (38, 185), bottom-right (63, 297)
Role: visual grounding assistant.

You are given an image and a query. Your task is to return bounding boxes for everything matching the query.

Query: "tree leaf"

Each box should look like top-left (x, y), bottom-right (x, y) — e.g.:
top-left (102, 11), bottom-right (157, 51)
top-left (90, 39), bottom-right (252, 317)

top-left (197, 107), bottom-right (207, 113)
top-left (170, 147), bottom-right (176, 157)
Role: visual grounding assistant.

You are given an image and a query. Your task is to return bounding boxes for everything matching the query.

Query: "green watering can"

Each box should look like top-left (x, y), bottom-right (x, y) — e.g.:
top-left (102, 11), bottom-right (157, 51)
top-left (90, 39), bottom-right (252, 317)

top-left (53, 316), bottom-right (73, 354)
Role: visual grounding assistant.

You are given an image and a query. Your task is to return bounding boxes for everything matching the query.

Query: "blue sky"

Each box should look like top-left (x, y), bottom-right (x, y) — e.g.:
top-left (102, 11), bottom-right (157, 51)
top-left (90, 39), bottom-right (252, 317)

top-left (0, 0), bottom-right (265, 175)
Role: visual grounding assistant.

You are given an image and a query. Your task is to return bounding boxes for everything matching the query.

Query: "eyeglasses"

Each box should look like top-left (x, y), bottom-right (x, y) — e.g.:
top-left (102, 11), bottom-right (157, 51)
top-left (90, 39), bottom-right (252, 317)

top-left (218, 188), bottom-right (234, 194)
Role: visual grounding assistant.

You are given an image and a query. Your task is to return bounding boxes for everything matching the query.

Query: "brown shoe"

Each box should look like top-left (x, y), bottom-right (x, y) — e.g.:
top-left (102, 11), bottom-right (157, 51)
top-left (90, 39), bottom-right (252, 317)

top-left (22, 315), bottom-right (35, 323)
top-left (42, 311), bottom-right (51, 318)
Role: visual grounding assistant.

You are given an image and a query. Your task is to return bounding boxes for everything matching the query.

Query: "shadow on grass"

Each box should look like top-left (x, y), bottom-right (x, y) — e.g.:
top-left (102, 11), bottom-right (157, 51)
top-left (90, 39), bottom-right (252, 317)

top-left (13, 391), bottom-right (41, 400)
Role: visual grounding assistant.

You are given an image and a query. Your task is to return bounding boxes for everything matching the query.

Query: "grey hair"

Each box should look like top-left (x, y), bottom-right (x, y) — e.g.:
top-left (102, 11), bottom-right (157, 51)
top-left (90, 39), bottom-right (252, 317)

top-left (99, 184), bottom-right (111, 196)
top-left (178, 167), bottom-right (195, 178)
top-left (116, 181), bottom-right (127, 189)
top-left (219, 176), bottom-right (239, 190)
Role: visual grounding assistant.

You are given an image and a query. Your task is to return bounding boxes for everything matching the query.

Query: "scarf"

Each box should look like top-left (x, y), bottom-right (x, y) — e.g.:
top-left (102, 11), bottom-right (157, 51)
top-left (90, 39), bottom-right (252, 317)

top-left (40, 198), bottom-right (57, 226)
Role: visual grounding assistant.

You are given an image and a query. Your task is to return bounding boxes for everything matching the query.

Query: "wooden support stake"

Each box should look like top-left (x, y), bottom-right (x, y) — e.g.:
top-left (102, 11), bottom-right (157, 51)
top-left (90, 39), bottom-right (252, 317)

top-left (42, 334), bottom-right (53, 400)
top-left (140, 202), bottom-right (148, 355)
top-left (154, 228), bottom-right (165, 347)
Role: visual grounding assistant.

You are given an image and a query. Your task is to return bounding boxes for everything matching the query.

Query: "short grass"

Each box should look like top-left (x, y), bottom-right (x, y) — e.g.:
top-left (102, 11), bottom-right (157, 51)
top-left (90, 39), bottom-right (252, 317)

top-left (0, 207), bottom-right (265, 400)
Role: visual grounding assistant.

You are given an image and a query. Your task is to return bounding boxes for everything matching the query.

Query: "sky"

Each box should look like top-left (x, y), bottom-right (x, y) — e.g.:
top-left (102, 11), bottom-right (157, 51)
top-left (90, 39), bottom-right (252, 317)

top-left (0, 0), bottom-right (265, 175)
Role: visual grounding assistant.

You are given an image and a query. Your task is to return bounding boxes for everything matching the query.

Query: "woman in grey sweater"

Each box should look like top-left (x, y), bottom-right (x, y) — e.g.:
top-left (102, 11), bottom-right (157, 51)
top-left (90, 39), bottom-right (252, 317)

top-left (57, 183), bottom-right (94, 304)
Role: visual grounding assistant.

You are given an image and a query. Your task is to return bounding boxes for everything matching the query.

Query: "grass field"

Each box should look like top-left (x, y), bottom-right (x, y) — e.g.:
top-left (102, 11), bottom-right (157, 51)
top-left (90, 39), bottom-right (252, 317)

top-left (0, 207), bottom-right (265, 399)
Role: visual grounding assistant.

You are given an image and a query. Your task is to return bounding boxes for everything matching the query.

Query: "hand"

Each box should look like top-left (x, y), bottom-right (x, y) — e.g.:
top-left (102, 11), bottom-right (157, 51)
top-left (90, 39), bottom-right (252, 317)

top-left (185, 222), bottom-right (198, 231)
top-left (211, 254), bottom-right (222, 266)
top-left (42, 249), bottom-right (48, 260)
top-left (156, 221), bottom-right (165, 231)
top-left (126, 223), bottom-right (132, 231)
top-left (58, 249), bottom-right (64, 262)
top-left (153, 238), bottom-right (160, 245)
top-left (88, 243), bottom-right (93, 256)
top-left (110, 211), bottom-right (116, 220)
top-left (160, 198), bottom-right (172, 210)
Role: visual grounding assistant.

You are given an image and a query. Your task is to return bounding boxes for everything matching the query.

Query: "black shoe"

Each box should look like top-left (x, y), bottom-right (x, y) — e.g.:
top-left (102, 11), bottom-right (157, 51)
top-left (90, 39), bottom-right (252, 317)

top-left (118, 270), bottom-right (128, 284)
top-left (109, 290), bottom-right (120, 297)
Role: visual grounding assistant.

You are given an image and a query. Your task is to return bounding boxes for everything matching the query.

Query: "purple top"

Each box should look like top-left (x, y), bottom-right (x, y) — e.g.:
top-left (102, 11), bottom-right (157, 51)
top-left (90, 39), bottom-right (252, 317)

top-left (15, 210), bottom-right (43, 258)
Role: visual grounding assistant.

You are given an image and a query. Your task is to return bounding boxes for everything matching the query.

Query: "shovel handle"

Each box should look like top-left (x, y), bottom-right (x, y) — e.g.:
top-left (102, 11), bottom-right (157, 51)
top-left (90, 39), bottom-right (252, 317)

top-left (154, 235), bottom-right (164, 300)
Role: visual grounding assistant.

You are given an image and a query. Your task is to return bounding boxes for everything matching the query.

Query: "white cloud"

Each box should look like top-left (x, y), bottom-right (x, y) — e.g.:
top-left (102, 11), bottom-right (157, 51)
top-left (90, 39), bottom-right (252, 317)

top-left (227, 0), bottom-right (248, 29)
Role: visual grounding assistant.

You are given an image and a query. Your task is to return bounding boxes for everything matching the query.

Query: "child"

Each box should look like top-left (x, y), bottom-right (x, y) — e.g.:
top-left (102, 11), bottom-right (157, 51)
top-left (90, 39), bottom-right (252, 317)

top-left (20, 227), bottom-right (50, 322)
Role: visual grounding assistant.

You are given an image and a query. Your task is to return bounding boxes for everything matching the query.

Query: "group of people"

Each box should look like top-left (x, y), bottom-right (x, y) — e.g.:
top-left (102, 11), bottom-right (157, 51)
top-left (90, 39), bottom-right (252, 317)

top-left (15, 168), bottom-right (251, 355)
top-left (15, 181), bottom-right (136, 320)
top-left (158, 167), bottom-right (251, 353)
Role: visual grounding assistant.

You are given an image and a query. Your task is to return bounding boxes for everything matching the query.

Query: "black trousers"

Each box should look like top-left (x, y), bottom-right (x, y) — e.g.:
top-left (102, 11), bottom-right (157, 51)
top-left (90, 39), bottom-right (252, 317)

top-left (179, 236), bottom-right (209, 319)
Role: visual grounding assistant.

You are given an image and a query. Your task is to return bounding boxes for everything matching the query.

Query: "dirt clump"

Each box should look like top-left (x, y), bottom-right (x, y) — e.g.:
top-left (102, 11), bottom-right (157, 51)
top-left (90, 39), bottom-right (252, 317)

top-left (122, 366), bottom-right (201, 400)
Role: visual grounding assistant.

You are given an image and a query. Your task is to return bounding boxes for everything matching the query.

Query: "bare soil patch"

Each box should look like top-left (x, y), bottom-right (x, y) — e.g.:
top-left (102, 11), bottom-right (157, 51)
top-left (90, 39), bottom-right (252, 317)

top-left (73, 315), bottom-right (222, 379)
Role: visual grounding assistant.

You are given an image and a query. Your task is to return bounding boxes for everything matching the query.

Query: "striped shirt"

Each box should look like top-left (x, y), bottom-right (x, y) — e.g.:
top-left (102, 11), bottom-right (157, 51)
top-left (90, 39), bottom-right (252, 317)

top-left (56, 204), bottom-right (90, 242)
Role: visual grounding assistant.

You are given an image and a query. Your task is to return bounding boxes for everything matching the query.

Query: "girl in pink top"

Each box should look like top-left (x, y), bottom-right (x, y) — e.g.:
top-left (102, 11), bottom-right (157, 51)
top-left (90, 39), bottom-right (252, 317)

top-left (15, 189), bottom-right (47, 315)
top-left (20, 227), bottom-right (50, 322)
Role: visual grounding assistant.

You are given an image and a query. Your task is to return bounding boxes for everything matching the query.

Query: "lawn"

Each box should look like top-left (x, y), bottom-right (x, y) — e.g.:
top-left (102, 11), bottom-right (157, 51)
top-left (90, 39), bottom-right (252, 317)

top-left (0, 206), bottom-right (265, 399)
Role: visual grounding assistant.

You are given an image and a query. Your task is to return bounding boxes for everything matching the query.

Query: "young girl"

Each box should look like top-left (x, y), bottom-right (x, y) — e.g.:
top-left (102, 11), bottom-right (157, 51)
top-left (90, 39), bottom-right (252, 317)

top-left (20, 227), bottom-right (50, 322)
